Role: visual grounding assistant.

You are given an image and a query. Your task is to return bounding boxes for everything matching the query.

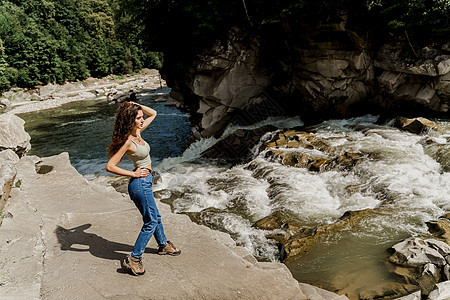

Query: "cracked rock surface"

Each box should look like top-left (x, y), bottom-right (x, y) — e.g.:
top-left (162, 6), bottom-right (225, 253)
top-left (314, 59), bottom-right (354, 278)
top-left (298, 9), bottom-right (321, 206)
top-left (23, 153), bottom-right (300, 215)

top-left (0, 153), bottom-right (348, 299)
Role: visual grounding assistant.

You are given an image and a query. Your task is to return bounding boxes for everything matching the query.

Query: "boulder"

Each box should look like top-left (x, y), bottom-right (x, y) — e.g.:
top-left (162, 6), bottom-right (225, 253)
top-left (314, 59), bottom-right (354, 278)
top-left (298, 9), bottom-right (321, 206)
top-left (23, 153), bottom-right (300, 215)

top-left (111, 91), bottom-right (136, 103)
top-left (427, 281), bottom-right (450, 300)
top-left (393, 290), bottom-right (421, 300)
top-left (0, 149), bottom-right (19, 211)
top-left (389, 237), bottom-right (449, 268)
top-left (262, 129), bottom-right (368, 172)
top-left (0, 113), bottom-right (31, 156)
top-left (281, 209), bottom-right (375, 260)
top-left (201, 125), bottom-right (277, 164)
top-left (252, 211), bottom-right (288, 231)
top-left (427, 219), bottom-right (450, 244)
top-left (395, 117), bottom-right (438, 134)
top-left (78, 91), bottom-right (96, 99)
top-left (374, 44), bottom-right (449, 115)
top-left (38, 83), bottom-right (58, 97)
top-left (0, 98), bottom-right (11, 109)
top-left (388, 236), bottom-right (450, 296)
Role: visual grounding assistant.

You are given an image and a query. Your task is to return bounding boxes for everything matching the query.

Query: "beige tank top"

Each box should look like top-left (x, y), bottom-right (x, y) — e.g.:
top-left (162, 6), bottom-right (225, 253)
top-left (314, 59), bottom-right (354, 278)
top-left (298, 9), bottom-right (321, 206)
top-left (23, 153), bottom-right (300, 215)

top-left (127, 139), bottom-right (152, 168)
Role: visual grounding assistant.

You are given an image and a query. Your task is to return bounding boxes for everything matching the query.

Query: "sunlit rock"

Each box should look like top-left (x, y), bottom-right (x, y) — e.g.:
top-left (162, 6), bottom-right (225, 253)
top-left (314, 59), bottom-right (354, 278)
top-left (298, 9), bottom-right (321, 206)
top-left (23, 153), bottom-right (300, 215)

top-left (280, 208), bottom-right (375, 260)
top-left (389, 237), bottom-right (449, 267)
top-left (427, 219), bottom-right (450, 245)
top-left (262, 129), bottom-right (368, 171)
top-left (0, 113), bottom-right (31, 156)
top-left (388, 237), bottom-right (450, 295)
top-left (395, 117), bottom-right (438, 134)
top-left (393, 290), bottom-right (421, 300)
top-left (427, 281), bottom-right (450, 300)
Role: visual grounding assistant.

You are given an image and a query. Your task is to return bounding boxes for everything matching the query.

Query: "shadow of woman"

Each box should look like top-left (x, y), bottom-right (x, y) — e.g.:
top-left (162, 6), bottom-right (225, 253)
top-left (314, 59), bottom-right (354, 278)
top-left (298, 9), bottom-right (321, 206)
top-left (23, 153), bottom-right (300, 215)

top-left (55, 224), bottom-right (156, 272)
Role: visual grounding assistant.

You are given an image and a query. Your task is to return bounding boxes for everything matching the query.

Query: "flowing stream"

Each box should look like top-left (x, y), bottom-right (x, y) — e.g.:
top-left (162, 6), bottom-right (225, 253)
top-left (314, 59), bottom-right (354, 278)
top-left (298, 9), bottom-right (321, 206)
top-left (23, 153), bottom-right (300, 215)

top-left (20, 94), bottom-right (450, 299)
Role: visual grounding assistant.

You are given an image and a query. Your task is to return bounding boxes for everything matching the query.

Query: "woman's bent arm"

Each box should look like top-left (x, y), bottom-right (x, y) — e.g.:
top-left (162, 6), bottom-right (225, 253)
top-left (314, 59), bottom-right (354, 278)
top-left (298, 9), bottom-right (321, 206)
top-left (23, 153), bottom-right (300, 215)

top-left (106, 140), bottom-right (138, 177)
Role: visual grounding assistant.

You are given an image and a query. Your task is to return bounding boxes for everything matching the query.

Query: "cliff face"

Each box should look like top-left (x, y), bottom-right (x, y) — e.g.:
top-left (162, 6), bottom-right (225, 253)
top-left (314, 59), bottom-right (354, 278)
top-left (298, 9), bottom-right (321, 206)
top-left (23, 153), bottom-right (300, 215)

top-left (162, 16), bottom-right (450, 138)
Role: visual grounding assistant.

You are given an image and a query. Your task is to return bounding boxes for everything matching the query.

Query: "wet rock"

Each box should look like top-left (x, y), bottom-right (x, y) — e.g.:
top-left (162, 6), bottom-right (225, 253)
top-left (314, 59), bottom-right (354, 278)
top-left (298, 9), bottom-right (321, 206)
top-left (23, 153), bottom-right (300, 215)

top-left (183, 207), bottom-right (225, 225)
top-left (353, 281), bottom-right (419, 300)
top-left (252, 211), bottom-right (301, 244)
top-left (395, 117), bottom-right (438, 134)
top-left (427, 219), bottom-right (450, 244)
top-left (391, 263), bottom-right (440, 296)
top-left (388, 237), bottom-right (450, 296)
top-left (281, 208), bottom-right (375, 260)
top-left (427, 281), bottom-right (450, 300)
top-left (110, 91), bottom-right (137, 103)
top-left (263, 129), bottom-right (367, 172)
top-left (389, 237), bottom-right (449, 267)
top-left (201, 125), bottom-right (277, 164)
top-left (393, 290), bottom-right (421, 300)
top-left (253, 211), bottom-right (288, 231)
top-left (0, 113), bottom-right (31, 156)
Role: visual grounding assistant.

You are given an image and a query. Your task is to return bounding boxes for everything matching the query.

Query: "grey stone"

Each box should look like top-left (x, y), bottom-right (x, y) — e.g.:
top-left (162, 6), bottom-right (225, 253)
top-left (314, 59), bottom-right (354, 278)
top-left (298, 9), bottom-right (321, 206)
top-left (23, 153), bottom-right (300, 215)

top-left (389, 237), bottom-right (447, 267)
top-left (0, 149), bottom-right (20, 165)
top-left (30, 93), bottom-right (42, 101)
top-left (394, 291), bottom-right (421, 300)
top-left (298, 283), bottom-right (349, 299)
top-left (443, 265), bottom-right (450, 281)
top-left (428, 281), bottom-right (450, 300)
top-left (303, 59), bottom-right (349, 78)
top-left (0, 153), bottom-right (17, 208)
top-left (38, 83), bottom-right (58, 97)
top-left (415, 85), bottom-right (437, 104)
top-left (425, 239), bottom-right (450, 257)
top-left (422, 263), bottom-right (438, 276)
top-left (78, 91), bottom-right (96, 99)
top-left (0, 113), bottom-right (31, 157)
top-left (436, 56), bottom-right (450, 75)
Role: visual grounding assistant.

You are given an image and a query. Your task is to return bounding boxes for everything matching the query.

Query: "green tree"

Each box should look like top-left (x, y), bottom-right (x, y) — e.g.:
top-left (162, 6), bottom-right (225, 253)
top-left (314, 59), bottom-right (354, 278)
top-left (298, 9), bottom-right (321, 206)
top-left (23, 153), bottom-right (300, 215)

top-left (0, 38), bottom-right (9, 91)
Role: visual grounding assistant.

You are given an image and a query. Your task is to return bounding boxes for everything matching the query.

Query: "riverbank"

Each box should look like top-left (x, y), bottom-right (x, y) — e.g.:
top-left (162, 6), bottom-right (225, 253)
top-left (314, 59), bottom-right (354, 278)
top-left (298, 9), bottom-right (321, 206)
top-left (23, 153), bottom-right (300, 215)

top-left (0, 69), bottom-right (167, 115)
top-left (1, 75), bottom-right (449, 298)
top-left (0, 151), bottom-right (348, 299)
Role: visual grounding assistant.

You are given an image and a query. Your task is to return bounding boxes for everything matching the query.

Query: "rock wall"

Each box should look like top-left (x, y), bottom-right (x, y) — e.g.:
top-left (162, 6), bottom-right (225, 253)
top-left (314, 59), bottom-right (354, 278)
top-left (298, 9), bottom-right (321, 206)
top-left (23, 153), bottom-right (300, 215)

top-left (163, 17), bottom-right (450, 138)
top-left (0, 113), bottom-right (31, 211)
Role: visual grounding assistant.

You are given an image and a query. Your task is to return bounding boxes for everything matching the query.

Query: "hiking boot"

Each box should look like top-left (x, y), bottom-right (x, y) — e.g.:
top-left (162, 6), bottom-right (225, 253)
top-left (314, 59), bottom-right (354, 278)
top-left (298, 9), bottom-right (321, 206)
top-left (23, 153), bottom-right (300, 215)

top-left (122, 254), bottom-right (145, 276)
top-left (158, 241), bottom-right (181, 256)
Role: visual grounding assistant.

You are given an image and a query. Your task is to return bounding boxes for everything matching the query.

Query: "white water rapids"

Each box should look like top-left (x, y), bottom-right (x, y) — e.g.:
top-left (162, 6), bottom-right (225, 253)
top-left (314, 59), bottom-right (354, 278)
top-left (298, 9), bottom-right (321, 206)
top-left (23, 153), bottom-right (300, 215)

top-left (154, 115), bottom-right (450, 297)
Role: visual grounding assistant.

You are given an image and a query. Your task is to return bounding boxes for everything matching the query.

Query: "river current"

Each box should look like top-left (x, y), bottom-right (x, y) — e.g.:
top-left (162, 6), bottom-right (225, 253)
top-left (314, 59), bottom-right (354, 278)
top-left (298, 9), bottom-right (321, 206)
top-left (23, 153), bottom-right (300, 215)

top-left (20, 92), bottom-right (450, 299)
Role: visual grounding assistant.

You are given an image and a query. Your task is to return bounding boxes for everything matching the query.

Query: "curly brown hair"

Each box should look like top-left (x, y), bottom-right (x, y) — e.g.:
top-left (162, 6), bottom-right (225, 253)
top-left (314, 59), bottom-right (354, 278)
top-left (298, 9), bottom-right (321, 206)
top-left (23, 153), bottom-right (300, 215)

top-left (107, 102), bottom-right (141, 157)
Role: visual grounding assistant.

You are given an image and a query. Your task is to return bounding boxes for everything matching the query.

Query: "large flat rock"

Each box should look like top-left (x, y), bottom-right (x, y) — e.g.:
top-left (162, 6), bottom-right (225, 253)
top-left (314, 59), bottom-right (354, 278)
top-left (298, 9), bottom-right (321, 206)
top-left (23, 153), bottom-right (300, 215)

top-left (0, 153), bottom-right (348, 299)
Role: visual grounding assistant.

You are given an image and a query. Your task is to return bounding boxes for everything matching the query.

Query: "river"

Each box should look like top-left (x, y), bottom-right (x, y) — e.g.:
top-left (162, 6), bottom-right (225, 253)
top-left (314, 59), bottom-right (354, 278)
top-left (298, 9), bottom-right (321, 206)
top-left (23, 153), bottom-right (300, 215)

top-left (19, 91), bottom-right (450, 299)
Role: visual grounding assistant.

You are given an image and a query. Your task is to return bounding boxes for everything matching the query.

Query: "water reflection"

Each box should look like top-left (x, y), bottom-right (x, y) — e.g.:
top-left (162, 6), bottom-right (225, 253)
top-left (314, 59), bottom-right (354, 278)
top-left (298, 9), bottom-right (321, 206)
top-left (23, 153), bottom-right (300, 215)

top-left (20, 89), bottom-right (192, 177)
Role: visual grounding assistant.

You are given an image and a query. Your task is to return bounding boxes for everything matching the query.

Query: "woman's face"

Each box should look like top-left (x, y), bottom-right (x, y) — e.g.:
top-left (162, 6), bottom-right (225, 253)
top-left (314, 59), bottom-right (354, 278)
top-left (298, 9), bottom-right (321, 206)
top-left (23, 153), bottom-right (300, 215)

top-left (133, 110), bottom-right (144, 130)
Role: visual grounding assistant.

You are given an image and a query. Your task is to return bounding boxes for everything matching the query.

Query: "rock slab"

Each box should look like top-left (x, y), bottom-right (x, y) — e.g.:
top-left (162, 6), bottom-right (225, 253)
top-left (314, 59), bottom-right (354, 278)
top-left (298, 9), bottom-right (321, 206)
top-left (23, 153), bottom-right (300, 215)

top-left (0, 153), bottom-right (348, 299)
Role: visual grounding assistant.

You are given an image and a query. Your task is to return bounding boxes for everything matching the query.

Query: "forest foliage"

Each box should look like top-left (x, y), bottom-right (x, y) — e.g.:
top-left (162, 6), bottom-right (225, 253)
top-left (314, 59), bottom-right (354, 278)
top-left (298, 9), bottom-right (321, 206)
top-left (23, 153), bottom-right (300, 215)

top-left (0, 0), bottom-right (162, 91)
top-left (0, 0), bottom-right (448, 92)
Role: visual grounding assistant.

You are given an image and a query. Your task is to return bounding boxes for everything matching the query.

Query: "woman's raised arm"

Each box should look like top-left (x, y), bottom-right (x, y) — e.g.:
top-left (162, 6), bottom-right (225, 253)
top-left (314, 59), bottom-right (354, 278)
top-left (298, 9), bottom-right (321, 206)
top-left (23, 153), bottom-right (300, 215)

top-left (130, 101), bottom-right (157, 131)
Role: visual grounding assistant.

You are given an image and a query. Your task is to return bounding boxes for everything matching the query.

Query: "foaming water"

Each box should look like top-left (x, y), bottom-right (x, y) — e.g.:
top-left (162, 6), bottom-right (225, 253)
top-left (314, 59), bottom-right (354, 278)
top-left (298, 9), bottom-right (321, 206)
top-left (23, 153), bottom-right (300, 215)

top-left (155, 115), bottom-right (450, 298)
top-left (21, 100), bottom-right (450, 298)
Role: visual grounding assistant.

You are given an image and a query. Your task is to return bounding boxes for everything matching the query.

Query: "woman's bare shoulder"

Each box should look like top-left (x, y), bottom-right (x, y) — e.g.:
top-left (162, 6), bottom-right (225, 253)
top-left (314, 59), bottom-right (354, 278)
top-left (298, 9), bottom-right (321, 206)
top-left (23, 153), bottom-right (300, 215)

top-left (123, 138), bottom-right (137, 154)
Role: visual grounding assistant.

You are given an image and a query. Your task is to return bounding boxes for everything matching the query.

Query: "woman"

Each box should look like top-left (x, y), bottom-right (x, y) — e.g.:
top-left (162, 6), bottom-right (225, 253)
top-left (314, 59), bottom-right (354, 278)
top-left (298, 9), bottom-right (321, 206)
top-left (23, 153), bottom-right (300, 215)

top-left (106, 101), bottom-right (180, 276)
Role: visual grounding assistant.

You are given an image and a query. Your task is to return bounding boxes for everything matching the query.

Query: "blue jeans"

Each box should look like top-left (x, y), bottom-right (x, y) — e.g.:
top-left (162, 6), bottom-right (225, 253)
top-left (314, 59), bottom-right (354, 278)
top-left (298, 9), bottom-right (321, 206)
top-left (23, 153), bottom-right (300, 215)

top-left (128, 172), bottom-right (167, 258)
